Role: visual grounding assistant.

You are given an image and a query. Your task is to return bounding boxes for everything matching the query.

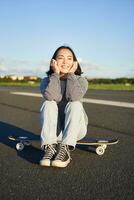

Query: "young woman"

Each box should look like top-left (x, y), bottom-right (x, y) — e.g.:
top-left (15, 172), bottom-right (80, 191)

top-left (40, 46), bottom-right (88, 168)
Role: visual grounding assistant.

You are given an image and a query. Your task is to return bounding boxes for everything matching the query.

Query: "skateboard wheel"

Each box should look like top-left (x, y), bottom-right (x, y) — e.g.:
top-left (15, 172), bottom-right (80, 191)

top-left (102, 144), bottom-right (107, 149)
top-left (96, 146), bottom-right (105, 155)
top-left (16, 143), bottom-right (24, 151)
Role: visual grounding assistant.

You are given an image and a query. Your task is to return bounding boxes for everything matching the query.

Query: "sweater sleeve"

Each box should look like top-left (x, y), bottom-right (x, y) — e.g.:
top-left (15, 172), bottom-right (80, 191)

top-left (40, 73), bottom-right (62, 102)
top-left (66, 73), bottom-right (88, 101)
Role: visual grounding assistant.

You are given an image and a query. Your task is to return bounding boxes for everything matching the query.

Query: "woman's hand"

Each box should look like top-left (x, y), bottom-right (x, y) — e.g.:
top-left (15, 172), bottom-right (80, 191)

top-left (68, 61), bottom-right (78, 73)
top-left (51, 59), bottom-right (60, 74)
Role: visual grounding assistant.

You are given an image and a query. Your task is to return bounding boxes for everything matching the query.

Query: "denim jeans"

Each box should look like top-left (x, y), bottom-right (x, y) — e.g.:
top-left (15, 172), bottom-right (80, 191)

top-left (40, 100), bottom-right (88, 149)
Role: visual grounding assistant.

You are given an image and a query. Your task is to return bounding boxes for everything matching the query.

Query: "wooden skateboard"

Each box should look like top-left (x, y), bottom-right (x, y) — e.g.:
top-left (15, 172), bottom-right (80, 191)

top-left (8, 135), bottom-right (119, 155)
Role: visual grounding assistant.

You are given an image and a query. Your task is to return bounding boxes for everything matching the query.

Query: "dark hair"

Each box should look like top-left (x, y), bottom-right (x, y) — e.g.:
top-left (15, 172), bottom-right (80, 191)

top-left (46, 46), bottom-right (83, 76)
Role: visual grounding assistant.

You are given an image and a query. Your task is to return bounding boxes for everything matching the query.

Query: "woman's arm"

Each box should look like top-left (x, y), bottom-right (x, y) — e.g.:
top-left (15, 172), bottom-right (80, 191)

top-left (66, 73), bottom-right (88, 101)
top-left (40, 73), bottom-right (62, 102)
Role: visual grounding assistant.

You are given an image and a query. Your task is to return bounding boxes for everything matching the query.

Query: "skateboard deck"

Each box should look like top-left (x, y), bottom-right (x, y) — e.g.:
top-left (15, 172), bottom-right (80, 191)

top-left (76, 138), bottom-right (119, 155)
top-left (8, 135), bottom-right (119, 155)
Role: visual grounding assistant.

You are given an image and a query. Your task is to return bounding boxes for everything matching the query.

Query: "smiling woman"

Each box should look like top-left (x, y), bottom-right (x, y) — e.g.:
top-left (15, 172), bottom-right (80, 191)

top-left (39, 45), bottom-right (88, 168)
top-left (53, 48), bottom-right (74, 75)
top-left (46, 46), bottom-right (82, 77)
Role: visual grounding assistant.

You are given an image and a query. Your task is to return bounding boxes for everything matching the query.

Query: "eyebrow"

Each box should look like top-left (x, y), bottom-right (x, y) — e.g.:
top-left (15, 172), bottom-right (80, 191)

top-left (57, 55), bottom-right (73, 58)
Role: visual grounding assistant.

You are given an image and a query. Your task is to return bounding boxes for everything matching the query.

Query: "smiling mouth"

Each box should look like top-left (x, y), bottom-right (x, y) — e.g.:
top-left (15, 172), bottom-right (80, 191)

top-left (61, 65), bottom-right (70, 69)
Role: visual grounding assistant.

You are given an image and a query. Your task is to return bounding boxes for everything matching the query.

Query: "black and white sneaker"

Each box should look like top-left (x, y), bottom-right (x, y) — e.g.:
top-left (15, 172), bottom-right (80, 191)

top-left (40, 144), bottom-right (56, 167)
top-left (52, 144), bottom-right (71, 168)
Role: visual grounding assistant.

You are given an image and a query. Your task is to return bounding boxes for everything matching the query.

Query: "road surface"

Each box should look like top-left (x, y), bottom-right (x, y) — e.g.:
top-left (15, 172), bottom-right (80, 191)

top-left (0, 87), bottom-right (134, 200)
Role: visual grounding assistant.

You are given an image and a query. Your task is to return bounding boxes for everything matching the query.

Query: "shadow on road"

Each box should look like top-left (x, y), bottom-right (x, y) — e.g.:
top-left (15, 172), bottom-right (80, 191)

top-left (76, 144), bottom-right (97, 154)
top-left (0, 121), bottom-right (44, 164)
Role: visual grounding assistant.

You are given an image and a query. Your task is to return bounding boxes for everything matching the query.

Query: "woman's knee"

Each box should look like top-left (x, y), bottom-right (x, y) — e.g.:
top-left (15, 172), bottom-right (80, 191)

top-left (65, 101), bottom-right (83, 113)
top-left (40, 100), bottom-right (58, 114)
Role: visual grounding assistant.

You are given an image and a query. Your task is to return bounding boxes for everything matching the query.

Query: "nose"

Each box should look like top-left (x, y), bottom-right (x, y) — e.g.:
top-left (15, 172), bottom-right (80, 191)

top-left (63, 58), bottom-right (67, 64)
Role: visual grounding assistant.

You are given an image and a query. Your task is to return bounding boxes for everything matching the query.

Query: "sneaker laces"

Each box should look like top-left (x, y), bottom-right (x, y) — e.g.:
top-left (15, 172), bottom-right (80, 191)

top-left (55, 144), bottom-right (71, 161)
top-left (43, 144), bottom-right (56, 160)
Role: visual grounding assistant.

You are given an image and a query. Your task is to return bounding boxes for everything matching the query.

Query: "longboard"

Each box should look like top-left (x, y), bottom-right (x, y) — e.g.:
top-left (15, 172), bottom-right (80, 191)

top-left (8, 135), bottom-right (119, 155)
top-left (76, 138), bottom-right (119, 155)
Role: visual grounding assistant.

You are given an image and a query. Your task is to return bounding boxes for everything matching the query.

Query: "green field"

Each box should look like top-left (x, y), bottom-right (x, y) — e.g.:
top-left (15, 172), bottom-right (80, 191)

top-left (0, 82), bottom-right (134, 91)
top-left (89, 83), bottom-right (134, 91)
top-left (0, 82), bottom-right (40, 87)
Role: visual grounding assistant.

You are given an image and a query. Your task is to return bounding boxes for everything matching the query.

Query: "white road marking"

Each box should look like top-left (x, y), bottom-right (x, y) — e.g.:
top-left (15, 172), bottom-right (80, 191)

top-left (11, 92), bottom-right (42, 97)
top-left (82, 98), bottom-right (134, 108)
top-left (10, 91), bottom-right (134, 108)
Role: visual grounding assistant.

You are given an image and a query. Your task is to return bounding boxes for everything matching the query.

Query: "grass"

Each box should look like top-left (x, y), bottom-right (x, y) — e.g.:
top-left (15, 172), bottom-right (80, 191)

top-left (0, 82), bottom-right (40, 87)
top-left (0, 82), bottom-right (134, 91)
top-left (89, 83), bottom-right (134, 91)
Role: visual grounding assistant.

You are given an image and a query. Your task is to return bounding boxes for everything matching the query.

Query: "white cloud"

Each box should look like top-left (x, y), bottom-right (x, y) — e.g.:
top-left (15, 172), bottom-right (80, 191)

top-left (0, 65), bottom-right (8, 72)
top-left (0, 57), bottom-right (49, 77)
top-left (79, 59), bottom-right (134, 78)
top-left (0, 57), bottom-right (133, 78)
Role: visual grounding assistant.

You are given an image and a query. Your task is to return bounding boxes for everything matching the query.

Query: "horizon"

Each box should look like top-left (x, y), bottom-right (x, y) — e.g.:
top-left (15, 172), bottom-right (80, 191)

top-left (1, 74), bottom-right (134, 80)
top-left (0, 0), bottom-right (134, 78)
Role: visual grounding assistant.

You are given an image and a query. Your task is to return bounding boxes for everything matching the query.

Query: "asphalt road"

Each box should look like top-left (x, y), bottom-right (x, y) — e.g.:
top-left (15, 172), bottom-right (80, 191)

top-left (0, 87), bottom-right (134, 200)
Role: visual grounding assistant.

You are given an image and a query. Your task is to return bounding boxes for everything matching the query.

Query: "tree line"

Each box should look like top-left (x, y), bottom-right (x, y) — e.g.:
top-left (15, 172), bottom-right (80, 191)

top-left (0, 76), bottom-right (134, 84)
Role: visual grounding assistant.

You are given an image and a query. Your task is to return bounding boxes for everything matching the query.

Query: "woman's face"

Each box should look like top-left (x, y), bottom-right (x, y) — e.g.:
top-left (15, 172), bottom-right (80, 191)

top-left (55, 48), bottom-right (74, 74)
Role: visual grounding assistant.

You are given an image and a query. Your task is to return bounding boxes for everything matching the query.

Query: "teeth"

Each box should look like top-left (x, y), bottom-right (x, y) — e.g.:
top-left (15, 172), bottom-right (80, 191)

top-left (62, 65), bottom-right (69, 68)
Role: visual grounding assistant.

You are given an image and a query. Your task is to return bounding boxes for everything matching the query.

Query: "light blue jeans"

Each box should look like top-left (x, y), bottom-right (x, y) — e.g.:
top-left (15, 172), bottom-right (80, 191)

top-left (40, 100), bottom-right (88, 149)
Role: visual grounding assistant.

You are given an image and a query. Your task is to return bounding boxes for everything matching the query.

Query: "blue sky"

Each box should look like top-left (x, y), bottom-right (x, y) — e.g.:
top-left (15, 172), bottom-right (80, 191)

top-left (0, 0), bottom-right (134, 78)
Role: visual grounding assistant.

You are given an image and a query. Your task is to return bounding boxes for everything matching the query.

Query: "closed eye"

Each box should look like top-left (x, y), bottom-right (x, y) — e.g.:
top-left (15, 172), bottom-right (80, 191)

top-left (67, 56), bottom-right (73, 60)
top-left (57, 56), bottom-right (64, 59)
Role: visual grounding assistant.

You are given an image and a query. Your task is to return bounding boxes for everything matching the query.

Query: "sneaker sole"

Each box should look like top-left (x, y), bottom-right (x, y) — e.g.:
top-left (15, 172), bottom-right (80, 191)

top-left (52, 159), bottom-right (70, 168)
top-left (40, 160), bottom-right (51, 167)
